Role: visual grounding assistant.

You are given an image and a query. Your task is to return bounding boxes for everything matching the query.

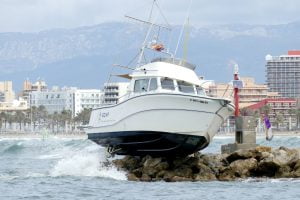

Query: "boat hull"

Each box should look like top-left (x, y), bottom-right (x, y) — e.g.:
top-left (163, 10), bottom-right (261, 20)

top-left (88, 131), bottom-right (208, 156)
top-left (86, 93), bottom-right (234, 156)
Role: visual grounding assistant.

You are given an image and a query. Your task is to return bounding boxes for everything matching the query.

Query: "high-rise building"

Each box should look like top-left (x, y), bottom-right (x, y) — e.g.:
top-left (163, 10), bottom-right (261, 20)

top-left (0, 81), bottom-right (15, 103)
top-left (266, 50), bottom-right (300, 98)
top-left (0, 81), bottom-right (28, 111)
top-left (102, 82), bottom-right (129, 105)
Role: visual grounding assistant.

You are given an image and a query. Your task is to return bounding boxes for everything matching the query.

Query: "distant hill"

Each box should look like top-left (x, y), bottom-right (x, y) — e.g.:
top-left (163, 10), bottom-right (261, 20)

top-left (1, 21), bottom-right (300, 91)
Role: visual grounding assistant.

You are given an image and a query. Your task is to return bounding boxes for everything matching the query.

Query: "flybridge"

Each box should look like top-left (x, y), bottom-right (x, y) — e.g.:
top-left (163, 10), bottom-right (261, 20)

top-left (151, 57), bottom-right (196, 70)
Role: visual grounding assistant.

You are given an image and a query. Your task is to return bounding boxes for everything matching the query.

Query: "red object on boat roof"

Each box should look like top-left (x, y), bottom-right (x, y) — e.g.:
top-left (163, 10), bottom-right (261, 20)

top-left (288, 50), bottom-right (300, 55)
top-left (151, 44), bottom-right (164, 51)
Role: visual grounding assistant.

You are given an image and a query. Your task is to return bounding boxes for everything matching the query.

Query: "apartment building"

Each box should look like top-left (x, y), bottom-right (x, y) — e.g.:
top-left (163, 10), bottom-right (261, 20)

top-left (266, 50), bottom-right (300, 97)
top-left (209, 77), bottom-right (279, 108)
top-left (29, 87), bottom-right (103, 117)
top-left (102, 82), bottom-right (129, 105)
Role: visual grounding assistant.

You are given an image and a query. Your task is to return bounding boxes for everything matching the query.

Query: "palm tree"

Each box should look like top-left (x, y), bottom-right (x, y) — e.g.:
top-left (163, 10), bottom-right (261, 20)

top-left (14, 110), bottom-right (26, 131)
top-left (260, 104), bottom-right (271, 115)
top-left (74, 108), bottom-right (92, 125)
top-left (49, 111), bottom-right (60, 133)
top-left (6, 112), bottom-right (14, 130)
top-left (275, 112), bottom-right (284, 129)
top-left (60, 110), bottom-right (72, 133)
top-left (37, 105), bottom-right (47, 130)
top-left (0, 112), bottom-right (6, 130)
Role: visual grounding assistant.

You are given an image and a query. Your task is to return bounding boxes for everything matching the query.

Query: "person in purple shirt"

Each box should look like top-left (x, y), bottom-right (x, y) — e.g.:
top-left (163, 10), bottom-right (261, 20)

top-left (264, 115), bottom-right (273, 141)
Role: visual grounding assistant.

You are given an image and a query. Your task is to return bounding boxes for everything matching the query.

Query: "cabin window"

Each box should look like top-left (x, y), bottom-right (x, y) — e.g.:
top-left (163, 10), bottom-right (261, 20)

top-left (134, 79), bottom-right (149, 92)
top-left (161, 78), bottom-right (175, 90)
top-left (178, 81), bottom-right (195, 94)
top-left (196, 86), bottom-right (206, 95)
top-left (149, 78), bottom-right (158, 91)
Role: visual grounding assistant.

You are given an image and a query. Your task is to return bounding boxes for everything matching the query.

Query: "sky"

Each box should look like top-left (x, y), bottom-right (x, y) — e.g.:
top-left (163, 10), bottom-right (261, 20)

top-left (0, 0), bottom-right (300, 32)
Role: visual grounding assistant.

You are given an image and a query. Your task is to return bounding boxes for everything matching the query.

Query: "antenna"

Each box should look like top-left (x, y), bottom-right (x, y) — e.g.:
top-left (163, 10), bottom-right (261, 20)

top-left (182, 17), bottom-right (190, 61)
top-left (125, 0), bottom-right (172, 67)
top-left (174, 0), bottom-right (193, 57)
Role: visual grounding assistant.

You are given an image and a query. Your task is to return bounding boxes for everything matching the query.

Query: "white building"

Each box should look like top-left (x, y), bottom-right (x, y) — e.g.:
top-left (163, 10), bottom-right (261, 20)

top-left (103, 82), bottom-right (129, 104)
top-left (266, 50), bottom-right (300, 97)
top-left (29, 87), bottom-right (103, 117)
top-left (74, 89), bottom-right (103, 116)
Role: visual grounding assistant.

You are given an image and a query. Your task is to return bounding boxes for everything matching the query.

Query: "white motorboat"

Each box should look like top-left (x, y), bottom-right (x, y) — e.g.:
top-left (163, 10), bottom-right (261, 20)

top-left (86, 1), bottom-right (234, 156)
top-left (86, 57), bottom-right (234, 156)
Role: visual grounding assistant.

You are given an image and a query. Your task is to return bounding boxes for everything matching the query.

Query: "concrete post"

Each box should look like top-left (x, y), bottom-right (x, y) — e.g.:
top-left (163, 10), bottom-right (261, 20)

top-left (221, 116), bottom-right (258, 154)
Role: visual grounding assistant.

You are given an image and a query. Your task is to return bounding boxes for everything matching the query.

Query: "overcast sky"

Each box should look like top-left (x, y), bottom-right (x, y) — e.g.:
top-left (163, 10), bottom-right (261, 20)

top-left (1, 0), bottom-right (300, 32)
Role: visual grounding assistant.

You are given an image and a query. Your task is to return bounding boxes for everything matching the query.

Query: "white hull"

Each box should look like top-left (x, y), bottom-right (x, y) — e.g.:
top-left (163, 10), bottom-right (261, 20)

top-left (87, 93), bottom-right (234, 143)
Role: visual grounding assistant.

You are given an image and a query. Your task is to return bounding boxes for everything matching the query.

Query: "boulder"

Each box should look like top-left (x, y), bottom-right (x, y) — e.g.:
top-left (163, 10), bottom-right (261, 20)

top-left (173, 165), bottom-right (193, 178)
top-left (194, 162), bottom-right (217, 181)
top-left (271, 147), bottom-right (299, 166)
top-left (127, 173), bottom-right (140, 181)
top-left (253, 157), bottom-right (281, 177)
top-left (113, 155), bottom-right (140, 171)
top-left (140, 174), bottom-right (151, 182)
top-left (292, 159), bottom-right (300, 177)
top-left (171, 176), bottom-right (193, 182)
top-left (229, 158), bottom-right (258, 177)
top-left (163, 171), bottom-right (176, 182)
top-left (218, 167), bottom-right (236, 181)
top-left (142, 160), bottom-right (169, 178)
top-left (225, 149), bottom-right (254, 163)
top-left (275, 165), bottom-right (293, 178)
top-left (131, 168), bottom-right (143, 178)
top-left (143, 157), bottom-right (162, 168)
top-left (200, 154), bottom-right (225, 173)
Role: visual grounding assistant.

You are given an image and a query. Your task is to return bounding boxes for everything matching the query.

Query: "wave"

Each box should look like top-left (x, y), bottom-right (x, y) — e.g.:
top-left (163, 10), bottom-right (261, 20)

top-left (49, 143), bottom-right (127, 180)
top-left (0, 138), bottom-right (127, 181)
top-left (1, 141), bottom-right (25, 154)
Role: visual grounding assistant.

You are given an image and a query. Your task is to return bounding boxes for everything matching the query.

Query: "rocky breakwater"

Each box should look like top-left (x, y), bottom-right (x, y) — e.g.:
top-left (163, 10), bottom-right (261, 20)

top-left (112, 146), bottom-right (300, 181)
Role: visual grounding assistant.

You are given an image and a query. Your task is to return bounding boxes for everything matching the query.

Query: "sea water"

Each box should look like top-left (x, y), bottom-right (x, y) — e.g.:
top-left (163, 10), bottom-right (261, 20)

top-left (0, 135), bottom-right (299, 200)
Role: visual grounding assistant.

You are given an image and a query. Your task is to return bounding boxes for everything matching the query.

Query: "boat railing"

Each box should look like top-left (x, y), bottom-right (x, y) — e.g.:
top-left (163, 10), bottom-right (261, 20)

top-left (151, 57), bottom-right (196, 70)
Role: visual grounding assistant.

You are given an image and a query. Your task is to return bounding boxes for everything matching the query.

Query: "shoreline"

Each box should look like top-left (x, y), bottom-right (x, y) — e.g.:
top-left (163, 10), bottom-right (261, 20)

top-left (0, 131), bottom-right (299, 140)
top-left (0, 132), bottom-right (87, 139)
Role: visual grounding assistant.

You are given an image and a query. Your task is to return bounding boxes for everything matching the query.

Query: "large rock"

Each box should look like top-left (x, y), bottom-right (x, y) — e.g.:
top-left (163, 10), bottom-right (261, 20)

top-left (218, 167), bottom-right (236, 181)
top-left (142, 157), bottom-right (168, 178)
top-left (171, 176), bottom-right (193, 182)
top-left (229, 158), bottom-right (258, 177)
top-left (194, 162), bottom-right (217, 181)
top-left (292, 160), bottom-right (300, 177)
top-left (127, 173), bottom-right (139, 181)
top-left (253, 157), bottom-right (281, 177)
top-left (225, 149), bottom-right (254, 163)
top-left (226, 146), bottom-right (272, 163)
top-left (112, 147), bottom-right (300, 182)
top-left (113, 155), bottom-right (140, 171)
top-left (275, 165), bottom-right (293, 178)
top-left (173, 165), bottom-right (193, 178)
top-left (272, 147), bottom-right (299, 166)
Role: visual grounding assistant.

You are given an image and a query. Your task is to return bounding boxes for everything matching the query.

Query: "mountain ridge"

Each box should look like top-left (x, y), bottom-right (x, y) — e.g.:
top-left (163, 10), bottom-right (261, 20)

top-left (1, 21), bottom-right (300, 91)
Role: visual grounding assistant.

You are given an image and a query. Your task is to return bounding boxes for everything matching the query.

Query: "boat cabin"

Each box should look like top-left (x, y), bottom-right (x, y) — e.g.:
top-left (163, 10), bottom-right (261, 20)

top-left (132, 77), bottom-right (206, 96)
top-left (128, 58), bottom-right (206, 97)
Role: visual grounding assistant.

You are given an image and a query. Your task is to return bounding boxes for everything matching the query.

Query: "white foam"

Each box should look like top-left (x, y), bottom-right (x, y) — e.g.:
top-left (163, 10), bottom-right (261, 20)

top-left (50, 149), bottom-right (127, 180)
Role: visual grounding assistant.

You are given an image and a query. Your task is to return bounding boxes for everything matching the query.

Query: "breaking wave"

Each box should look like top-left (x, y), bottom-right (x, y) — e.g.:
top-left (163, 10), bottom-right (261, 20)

top-left (0, 138), bottom-right (127, 181)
